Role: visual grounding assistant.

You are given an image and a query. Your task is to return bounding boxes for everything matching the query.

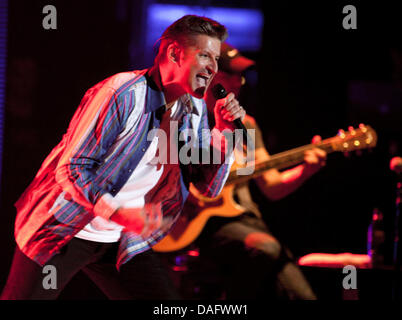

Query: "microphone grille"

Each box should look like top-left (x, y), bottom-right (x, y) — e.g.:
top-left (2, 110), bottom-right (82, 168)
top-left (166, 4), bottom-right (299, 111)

top-left (212, 84), bottom-right (227, 100)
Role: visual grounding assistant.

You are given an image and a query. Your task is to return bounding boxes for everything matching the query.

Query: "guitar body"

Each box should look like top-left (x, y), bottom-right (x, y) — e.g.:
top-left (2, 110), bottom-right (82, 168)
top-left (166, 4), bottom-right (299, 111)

top-left (153, 184), bottom-right (245, 252)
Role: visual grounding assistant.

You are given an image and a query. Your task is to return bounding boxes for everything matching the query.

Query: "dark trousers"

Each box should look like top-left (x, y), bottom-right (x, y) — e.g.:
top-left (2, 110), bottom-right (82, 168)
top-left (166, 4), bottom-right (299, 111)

top-left (1, 237), bottom-right (180, 300)
top-left (195, 213), bottom-right (317, 300)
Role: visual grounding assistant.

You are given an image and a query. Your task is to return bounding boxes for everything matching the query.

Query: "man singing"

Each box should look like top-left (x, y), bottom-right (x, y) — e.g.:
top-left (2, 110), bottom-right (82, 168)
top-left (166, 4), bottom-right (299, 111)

top-left (1, 15), bottom-right (245, 300)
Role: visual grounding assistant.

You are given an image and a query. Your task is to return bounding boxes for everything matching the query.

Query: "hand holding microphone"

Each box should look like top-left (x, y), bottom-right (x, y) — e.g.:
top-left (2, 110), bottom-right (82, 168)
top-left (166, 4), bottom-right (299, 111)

top-left (212, 84), bottom-right (246, 133)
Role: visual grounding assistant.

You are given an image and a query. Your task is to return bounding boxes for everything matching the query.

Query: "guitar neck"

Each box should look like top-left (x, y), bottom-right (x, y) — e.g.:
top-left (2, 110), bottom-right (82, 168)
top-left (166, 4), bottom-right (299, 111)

top-left (226, 140), bottom-right (335, 185)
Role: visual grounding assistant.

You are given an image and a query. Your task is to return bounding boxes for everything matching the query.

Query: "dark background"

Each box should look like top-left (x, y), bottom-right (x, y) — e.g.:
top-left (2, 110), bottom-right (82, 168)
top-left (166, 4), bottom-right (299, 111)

top-left (1, 0), bottom-right (401, 299)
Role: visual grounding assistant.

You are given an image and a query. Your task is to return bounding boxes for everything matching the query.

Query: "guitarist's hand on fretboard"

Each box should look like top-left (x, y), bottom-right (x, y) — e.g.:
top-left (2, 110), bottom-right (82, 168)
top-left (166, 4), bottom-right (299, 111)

top-left (302, 135), bottom-right (327, 177)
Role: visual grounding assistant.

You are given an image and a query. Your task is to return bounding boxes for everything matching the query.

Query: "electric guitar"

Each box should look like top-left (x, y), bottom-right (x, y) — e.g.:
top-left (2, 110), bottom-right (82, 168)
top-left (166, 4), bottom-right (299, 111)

top-left (153, 125), bottom-right (377, 252)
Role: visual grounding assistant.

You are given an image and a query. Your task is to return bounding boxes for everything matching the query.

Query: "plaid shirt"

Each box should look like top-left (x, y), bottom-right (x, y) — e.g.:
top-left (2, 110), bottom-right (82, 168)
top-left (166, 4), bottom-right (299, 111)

top-left (14, 69), bottom-right (233, 269)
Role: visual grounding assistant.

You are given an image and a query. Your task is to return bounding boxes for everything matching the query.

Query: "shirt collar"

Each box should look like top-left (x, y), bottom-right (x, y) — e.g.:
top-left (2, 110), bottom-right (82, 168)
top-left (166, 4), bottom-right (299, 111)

top-left (144, 67), bottom-right (199, 116)
top-left (179, 94), bottom-right (199, 116)
top-left (144, 69), bottom-right (166, 113)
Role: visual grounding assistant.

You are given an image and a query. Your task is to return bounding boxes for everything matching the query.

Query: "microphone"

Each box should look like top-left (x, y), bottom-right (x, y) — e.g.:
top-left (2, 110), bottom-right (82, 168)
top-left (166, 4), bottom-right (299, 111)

top-left (212, 84), bottom-right (249, 143)
top-left (390, 157), bottom-right (402, 174)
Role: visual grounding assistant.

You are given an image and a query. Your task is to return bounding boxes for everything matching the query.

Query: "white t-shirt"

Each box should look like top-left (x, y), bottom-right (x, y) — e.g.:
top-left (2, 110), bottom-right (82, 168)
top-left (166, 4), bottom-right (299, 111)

top-left (75, 101), bottom-right (180, 242)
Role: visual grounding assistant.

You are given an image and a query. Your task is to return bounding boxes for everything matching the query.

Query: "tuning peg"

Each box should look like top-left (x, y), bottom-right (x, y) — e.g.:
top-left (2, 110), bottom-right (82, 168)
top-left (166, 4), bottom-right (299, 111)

top-left (348, 126), bottom-right (356, 135)
top-left (358, 123), bottom-right (366, 130)
top-left (338, 129), bottom-right (346, 138)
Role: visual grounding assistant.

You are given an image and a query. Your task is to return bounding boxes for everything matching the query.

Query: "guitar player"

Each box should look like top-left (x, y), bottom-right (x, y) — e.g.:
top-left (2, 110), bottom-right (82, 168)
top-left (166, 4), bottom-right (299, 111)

top-left (187, 43), bottom-right (327, 299)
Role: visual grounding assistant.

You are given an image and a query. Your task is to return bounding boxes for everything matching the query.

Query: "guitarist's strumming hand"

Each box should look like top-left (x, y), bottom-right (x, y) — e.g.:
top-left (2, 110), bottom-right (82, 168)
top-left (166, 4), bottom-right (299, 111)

top-left (302, 135), bottom-right (327, 177)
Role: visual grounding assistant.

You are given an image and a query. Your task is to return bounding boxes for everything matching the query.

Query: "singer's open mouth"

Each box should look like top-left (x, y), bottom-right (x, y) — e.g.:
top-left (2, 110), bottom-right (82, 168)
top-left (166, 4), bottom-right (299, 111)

top-left (196, 74), bottom-right (210, 87)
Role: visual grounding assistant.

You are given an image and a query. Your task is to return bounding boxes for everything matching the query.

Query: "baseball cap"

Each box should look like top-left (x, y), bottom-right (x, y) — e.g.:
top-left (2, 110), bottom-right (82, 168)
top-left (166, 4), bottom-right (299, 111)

top-left (218, 42), bottom-right (256, 74)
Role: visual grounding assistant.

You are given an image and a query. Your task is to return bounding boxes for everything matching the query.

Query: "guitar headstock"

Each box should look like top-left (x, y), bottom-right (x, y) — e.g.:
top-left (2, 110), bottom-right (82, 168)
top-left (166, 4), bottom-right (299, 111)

top-left (331, 124), bottom-right (377, 152)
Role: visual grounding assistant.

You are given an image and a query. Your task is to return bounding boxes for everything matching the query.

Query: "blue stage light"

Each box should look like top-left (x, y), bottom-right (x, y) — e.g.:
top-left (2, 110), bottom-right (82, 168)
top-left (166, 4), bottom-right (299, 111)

top-left (146, 4), bottom-right (264, 54)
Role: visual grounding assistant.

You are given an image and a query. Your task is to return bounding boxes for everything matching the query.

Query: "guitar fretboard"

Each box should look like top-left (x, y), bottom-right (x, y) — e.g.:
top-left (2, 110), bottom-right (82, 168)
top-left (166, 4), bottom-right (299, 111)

top-left (226, 140), bottom-right (334, 185)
